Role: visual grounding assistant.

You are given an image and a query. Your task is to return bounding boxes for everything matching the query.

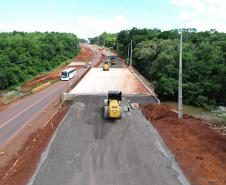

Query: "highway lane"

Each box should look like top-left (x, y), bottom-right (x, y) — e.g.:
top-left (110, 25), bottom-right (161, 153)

top-left (0, 46), bottom-right (103, 145)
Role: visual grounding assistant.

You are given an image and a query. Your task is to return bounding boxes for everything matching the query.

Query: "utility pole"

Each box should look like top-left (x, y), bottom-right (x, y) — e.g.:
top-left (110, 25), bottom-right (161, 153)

top-left (130, 40), bottom-right (133, 69)
top-left (178, 32), bottom-right (183, 119)
top-left (116, 42), bottom-right (118, 51)
top-left (127, 44), bottom-right (130, 63)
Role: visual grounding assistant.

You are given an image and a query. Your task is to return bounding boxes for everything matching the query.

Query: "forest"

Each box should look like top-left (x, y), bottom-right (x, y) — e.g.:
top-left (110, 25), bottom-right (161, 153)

top-left (91, 28), bottom-right (226, 107)
top-left (0, 32), bottom-right (79, 90)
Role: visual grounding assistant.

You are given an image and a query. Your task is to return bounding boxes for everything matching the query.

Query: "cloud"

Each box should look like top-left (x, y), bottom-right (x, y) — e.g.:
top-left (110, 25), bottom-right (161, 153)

top-left (75, 15), bottom-right (128, 39)
top-left (171, 0), bottom-right (226, 31)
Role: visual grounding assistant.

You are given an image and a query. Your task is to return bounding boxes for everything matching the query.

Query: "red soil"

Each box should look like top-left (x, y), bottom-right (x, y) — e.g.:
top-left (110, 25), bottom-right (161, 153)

top-left (141, 104), bottom-right (226, 185)
top-left (75, 44), bottom-right (94, 61)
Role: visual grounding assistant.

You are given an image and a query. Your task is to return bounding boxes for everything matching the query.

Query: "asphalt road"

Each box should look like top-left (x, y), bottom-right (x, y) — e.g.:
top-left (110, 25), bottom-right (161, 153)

top-left (29, 95), bottom-right (189, 185)
top-left (0, 46), bottom-right (102, 146)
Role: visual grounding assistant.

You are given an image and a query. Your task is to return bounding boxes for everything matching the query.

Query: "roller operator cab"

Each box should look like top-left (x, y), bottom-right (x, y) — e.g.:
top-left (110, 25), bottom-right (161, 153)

top-left (104, 91), bottom-right (122, 119)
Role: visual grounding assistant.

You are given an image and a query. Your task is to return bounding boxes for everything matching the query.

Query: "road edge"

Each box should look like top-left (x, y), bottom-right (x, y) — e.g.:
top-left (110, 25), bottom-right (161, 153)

top-left (139, 110), bottom-right (190, 185)
top-left (27, 105), bottom-right (73, 185)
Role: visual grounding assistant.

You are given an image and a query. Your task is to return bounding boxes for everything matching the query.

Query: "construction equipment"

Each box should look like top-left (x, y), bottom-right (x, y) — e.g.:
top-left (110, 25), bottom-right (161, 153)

top-left (110, 56), bottom-right (117, 65)
top-left (104, 91), bottom-right (122, 119)
top-left (103, 61), bottom-right (110, 71)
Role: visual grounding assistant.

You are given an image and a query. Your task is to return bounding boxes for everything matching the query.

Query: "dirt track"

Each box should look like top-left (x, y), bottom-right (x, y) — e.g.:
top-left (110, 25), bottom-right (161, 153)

top-left (141, 104), bottom-right (226, 185)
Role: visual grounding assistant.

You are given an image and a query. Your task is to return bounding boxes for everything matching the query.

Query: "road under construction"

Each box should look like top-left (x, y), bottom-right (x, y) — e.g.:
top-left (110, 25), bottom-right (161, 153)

top-left (28, 53), bottom-right (190, 185)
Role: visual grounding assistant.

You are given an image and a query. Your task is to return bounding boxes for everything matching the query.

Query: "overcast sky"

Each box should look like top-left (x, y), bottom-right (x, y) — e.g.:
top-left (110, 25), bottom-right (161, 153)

top-left (0, 0), bottom-right (225, 39)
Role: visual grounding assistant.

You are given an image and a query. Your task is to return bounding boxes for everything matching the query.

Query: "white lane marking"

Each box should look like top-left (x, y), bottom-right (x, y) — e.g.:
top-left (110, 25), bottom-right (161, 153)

top-left (0, 88), bottom-right (61, 130)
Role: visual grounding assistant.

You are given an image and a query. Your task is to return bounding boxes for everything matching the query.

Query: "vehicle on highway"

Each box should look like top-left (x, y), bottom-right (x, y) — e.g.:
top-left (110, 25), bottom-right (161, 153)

top-left (103, 61), bottom-right (110, 71)
top-left (104, 91), bottom-right (122, 119)
top-left (61, 68), bottom-right (76, 81)
top-left (110, 56), bottom-right (117, 65)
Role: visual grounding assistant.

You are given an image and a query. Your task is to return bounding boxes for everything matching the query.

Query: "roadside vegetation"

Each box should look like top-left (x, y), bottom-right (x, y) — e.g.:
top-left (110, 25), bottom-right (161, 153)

top-left (91, 28), bottom-right (226, 108)
top-left (0, 31), bottom-right (79, 90)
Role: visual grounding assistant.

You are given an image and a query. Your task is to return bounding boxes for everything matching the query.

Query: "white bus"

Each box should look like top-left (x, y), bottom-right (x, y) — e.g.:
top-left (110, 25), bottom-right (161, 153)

top-left (61, 68), bottom-right (76, 81)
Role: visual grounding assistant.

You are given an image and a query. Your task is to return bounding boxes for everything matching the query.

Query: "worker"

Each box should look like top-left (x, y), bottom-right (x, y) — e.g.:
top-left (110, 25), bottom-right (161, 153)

top-left (127, 100), bottom-right (131, 112)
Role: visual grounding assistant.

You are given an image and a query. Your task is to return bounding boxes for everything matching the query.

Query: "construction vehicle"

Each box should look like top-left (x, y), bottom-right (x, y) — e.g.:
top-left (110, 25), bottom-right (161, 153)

top-left (110, 56), bottom-right (117, 65)
top-left (104, 91), bottom-right (122, 119)
top-left (103, 61), bottom-right (110, 71)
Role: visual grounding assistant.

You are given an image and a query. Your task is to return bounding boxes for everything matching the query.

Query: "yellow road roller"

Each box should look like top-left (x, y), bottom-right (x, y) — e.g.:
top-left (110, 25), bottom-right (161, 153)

top-left (103, 61), bottom-right (110, 71)
top-left (104, 91), bottom-right (122, 119)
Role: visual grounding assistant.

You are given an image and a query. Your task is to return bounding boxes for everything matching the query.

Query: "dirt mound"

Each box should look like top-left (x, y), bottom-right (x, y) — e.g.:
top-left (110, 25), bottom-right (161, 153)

top-left (141, 104), bottom-right (226, 185)
top-left (141, 104), bottom-right (177, 120)
top-left (143, 104), bottom-right (173, 111)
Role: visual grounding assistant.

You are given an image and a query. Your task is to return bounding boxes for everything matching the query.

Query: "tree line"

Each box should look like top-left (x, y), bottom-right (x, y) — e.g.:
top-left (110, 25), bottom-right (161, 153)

top-left (0, 31), bottom-right (79, 90)
top-left (89, 32), bottom-right (117, 48)
top-left (91, 28), bottom-right (226, 107)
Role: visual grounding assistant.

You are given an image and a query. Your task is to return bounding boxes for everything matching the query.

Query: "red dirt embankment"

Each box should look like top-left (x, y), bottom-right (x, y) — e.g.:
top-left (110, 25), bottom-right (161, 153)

top-left (141, 104), bottom-right (226, 185)
top-left (75, 45), bottom-right (94, 61)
